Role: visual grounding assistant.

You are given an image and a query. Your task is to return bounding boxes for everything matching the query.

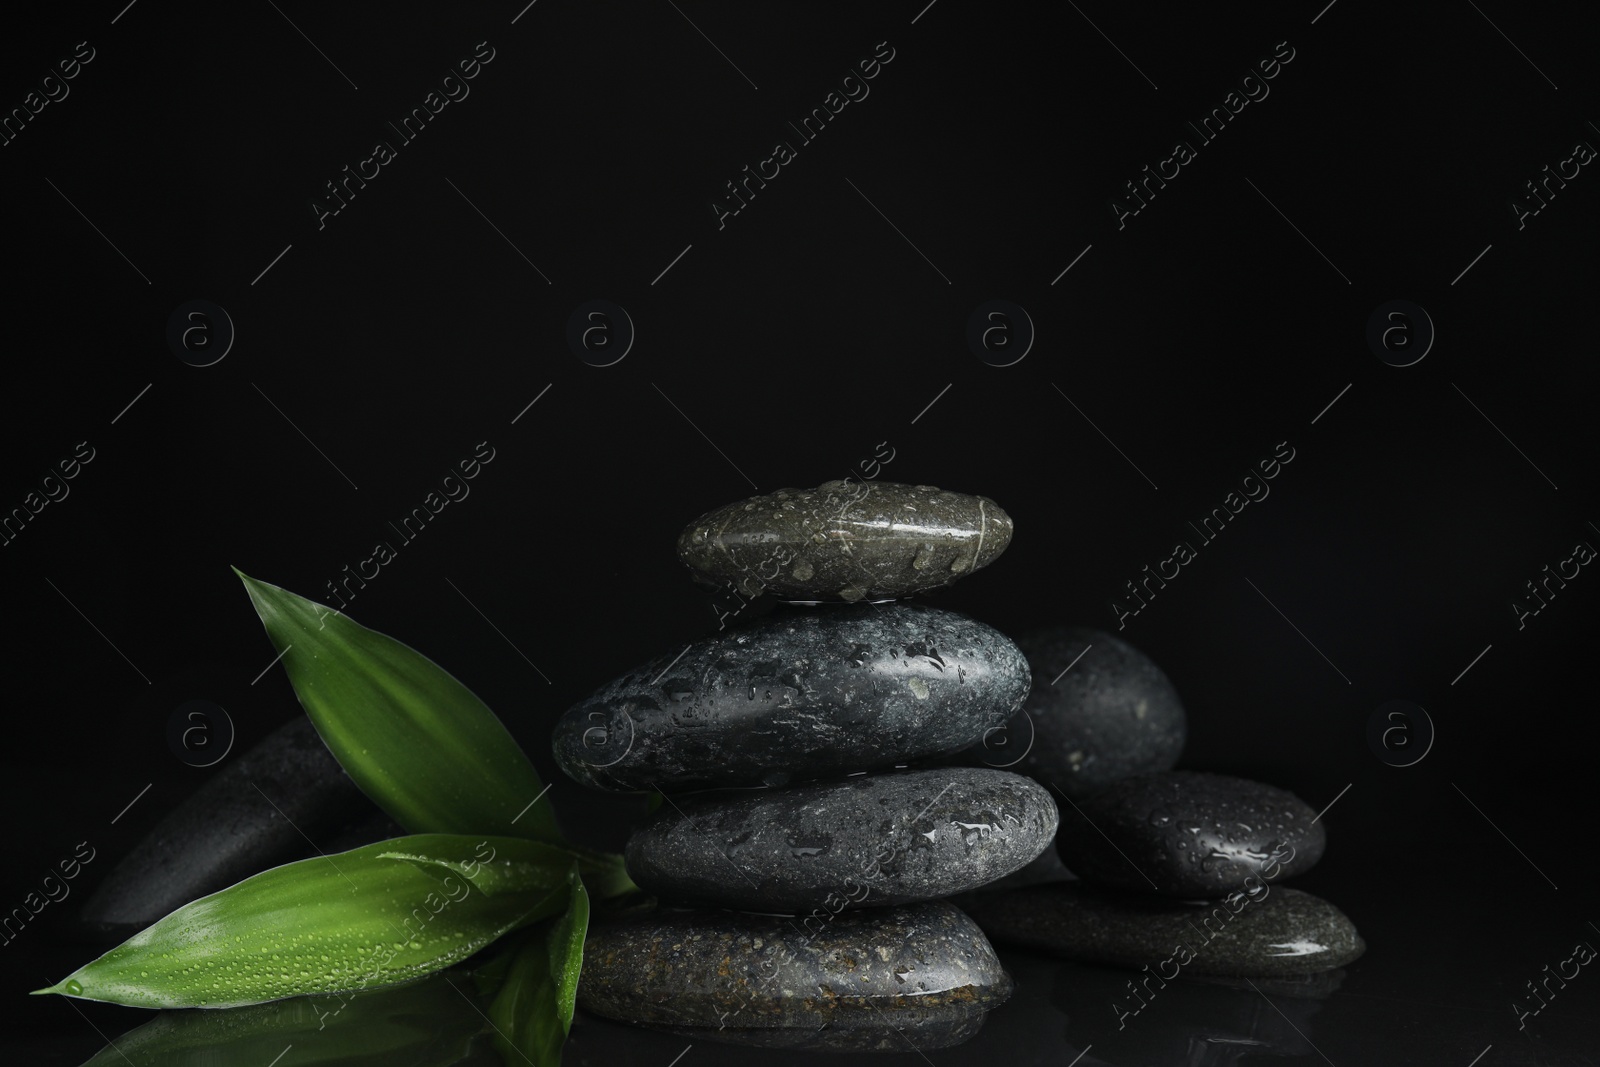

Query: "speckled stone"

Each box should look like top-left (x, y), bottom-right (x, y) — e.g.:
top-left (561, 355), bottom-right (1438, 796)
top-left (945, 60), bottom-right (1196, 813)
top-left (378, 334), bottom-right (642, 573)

top-left (675, 481), bottom-right (1013, 602)
top-left (961, 883), bottom-right (1364, 976)
top-left (79, 718), bottom-right (400, 938)
top-left (625, 768), bottom-right (1058, 912)
top-left (1055, 771), bottom-right (1325, 898)
top-left (968, 842), bottom-right (1077, 893)
top-left (970, 628), bottom-right (1185, 797)
top-left (577, 901), bottom-right (1012, 1036)
top-left (553, 604), bottom-right (1030, 792)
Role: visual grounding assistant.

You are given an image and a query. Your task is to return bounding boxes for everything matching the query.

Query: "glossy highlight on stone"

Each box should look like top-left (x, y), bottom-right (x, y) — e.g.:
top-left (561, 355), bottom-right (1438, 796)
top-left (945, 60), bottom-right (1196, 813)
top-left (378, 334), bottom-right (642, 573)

top-left (976, 627), bottom-right (1185, 796)
top-left (675, 481), bottom-right (1013, 601)
top-left (552, 604), bottom-right (1031, 792)
top-left (1055, 770), bottom-right (1325, 898)
top-left (962, 882), bottom-right (1364, 977)
top-left (625, 767), bottom-right (1058, 912)
top-left (577, 900), bottom-right (1012, 1038)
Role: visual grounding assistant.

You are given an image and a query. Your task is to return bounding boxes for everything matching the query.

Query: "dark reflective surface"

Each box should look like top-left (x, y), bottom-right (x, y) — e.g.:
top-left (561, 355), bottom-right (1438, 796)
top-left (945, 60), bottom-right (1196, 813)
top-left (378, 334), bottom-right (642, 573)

top-left (14, 826), bottom-right (1595, 1066)
top-left (72, 971), bottom-right (497, 1067)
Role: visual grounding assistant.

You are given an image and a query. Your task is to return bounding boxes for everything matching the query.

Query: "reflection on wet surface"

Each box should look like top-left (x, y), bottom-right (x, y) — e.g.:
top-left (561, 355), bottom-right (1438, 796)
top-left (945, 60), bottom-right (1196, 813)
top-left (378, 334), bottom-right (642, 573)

top-left (75, 971), bottom-right (497, 1067)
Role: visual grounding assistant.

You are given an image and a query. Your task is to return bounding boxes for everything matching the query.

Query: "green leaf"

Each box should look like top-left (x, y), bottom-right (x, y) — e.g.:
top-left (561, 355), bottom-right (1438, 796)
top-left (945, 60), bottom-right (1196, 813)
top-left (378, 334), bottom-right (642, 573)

top-left (36, 834), bottom-right (573, 1009)
top-left (75, 969), bottom-right (490, 1067)
top-left (234, 569), bottom-right (561, 844)
top-left (486, 865), bottom-right (590, 1067)
top-left (382, 838), bottom-right (636, 901)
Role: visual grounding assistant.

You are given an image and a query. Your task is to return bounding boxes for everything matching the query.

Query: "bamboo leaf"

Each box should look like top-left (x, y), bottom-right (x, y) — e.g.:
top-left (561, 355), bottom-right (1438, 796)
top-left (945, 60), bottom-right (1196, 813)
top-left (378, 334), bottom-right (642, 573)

top-left (234, 569), bottom-right (561, 843)
top-left (486, 865), bottom-right (590, 1067)
top-left (35, 834), bottom-right (571, 1009)
top-left (380, 838), bottom-right (636, 901)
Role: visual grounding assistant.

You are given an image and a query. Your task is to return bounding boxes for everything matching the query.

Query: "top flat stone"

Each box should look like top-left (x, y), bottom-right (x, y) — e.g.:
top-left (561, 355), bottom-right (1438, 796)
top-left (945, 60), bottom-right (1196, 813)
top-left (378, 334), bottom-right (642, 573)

top-left (676, 481), bottom-right (1013, 601)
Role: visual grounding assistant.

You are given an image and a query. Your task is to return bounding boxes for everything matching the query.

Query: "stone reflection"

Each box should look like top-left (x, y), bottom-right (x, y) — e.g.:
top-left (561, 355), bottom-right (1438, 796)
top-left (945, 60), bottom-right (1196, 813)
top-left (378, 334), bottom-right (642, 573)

top-left (1050, 959), bottom-right (1343, 1066)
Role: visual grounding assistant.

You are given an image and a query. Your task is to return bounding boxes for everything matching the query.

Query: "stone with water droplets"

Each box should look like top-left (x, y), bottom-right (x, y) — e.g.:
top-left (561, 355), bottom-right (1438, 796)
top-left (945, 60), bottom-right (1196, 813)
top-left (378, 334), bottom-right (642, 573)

top-left (624, 767), bottom-right (1057, 912)
top-left (1054, 771), bottom-right (1325, 898)
top-left (960, 882), bottom-right (1364, 976)
top-left (577, 900), bottom-right (1011, 1045)
top-left (675, 481), bottom-right (1013, 601)
top-left (552, 604), bottom-right (1030, 791)
top-left (969, 627), bottom-right (1185, 797)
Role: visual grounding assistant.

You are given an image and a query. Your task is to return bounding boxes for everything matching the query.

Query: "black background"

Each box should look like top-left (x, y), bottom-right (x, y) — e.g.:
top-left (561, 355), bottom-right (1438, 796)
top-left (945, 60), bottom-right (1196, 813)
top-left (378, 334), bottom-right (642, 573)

top-left (2, 1), bottom-right (1598, 1063)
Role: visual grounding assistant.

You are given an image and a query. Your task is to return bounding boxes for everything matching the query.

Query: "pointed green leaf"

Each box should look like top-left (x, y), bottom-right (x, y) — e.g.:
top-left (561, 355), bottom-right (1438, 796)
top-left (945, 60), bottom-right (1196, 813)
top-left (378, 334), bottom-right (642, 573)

top-left (380, 837), bottom-right (636, 901)
top-left (76, 969), bottom-right (489, 1067)
top-left (486, 865), bottom-right (590, 1067)
top-left (234, 569), bottom-right (561, 843)
top-left (36, 834), bottom-right (572, 1009)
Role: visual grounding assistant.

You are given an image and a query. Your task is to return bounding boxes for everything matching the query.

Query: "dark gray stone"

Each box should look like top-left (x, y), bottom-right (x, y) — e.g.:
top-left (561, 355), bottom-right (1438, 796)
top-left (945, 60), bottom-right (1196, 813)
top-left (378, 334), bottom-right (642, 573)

top-left (961, 883), bottom-right (1365, 977)
top-left (968, 842), bottom-right (1076, 893)
top-left (625, 768), bottom-right (1058, 912)
top-left (1055, 771), bottom-right (1325, 898)
top-left (553, 604), bottom-right (1030, 792)
top-left (577, 901), bottom-right (1012, 1038)
top-left (675, 481), bottom-right (1013, 602)
top-left (79, 718), bottom-right (398, 938)
top-left (969, 628), bottom-right (1185, 798)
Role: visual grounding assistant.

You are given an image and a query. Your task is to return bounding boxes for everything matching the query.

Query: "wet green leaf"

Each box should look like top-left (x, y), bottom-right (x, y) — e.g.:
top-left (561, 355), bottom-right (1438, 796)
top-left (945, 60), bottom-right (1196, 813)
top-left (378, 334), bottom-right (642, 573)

top-left (234, 569), bottom-right (560, 843)
top-left (36, 835), bottom-right (570, 1008)
top-left (486, 865), bottom-right (590, 1067)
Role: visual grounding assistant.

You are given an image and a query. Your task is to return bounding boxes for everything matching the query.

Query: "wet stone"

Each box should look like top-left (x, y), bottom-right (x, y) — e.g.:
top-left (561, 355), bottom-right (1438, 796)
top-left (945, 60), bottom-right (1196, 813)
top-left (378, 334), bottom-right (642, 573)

top-left (971, 627), bottom-right (1185, 797)
top-left (967, 841), bottom-right (1076, 893)
top-left (552, 604), bottom-right (1031, 792)
top-left (79, 718), bottom-right (394, 938)
top-left (961, 882), bottom-right (1365, 977)
top-left (1055, 771), bottom-right (1325, 898)
top-left (625, 767), bottom-right (1058, 912)
top-left (675, 481), bottom-right (1013, 601)
top-left (577, 900), bottom-right (1013, 1040)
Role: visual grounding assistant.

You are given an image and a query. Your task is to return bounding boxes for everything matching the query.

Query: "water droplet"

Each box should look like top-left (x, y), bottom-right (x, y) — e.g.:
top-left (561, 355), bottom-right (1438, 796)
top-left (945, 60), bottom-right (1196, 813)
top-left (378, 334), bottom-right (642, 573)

top-left (912, 544), bottom-right (935, 571)
top-left (691, 528), bottom-right (707, 545)
top-left (839, 585), bottom-right (865, 603)
top-left (846, 643), bottom-right (871, 668)
top-left (64, 980), bottom-right (83, 995)
top-left (949, 557), bottom-right (970, 573)
top-left (792, 560), bottom-right (814, 582)
top-left (1148, 807), bottom-right (1173, 827)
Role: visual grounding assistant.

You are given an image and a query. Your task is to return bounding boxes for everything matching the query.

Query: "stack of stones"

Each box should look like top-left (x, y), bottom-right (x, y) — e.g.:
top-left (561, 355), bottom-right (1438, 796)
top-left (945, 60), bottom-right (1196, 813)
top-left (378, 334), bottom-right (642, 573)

top-left (552, 481), bottom-right (1057, 1051)
top-left (959, 629), bottom-right (1366, 981)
